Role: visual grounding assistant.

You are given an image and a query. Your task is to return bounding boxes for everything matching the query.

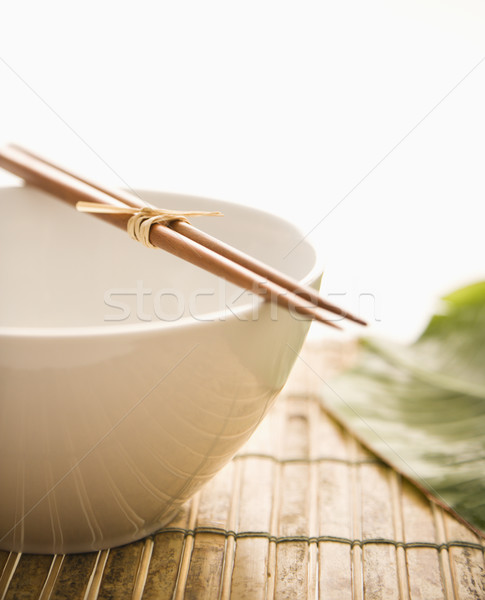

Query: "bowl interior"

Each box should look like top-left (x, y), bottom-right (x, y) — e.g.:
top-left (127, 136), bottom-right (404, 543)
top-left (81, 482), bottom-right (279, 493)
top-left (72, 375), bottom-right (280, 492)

top-left (0, 187), bottom-right (318, 329)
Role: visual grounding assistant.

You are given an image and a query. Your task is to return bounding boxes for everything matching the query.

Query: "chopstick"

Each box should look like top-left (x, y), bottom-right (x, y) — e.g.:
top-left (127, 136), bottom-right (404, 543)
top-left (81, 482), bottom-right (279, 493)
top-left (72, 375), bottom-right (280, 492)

top-left (10, 145), bottom-right (365, 327)
top-left (0, 144), bottom-right (365, 328)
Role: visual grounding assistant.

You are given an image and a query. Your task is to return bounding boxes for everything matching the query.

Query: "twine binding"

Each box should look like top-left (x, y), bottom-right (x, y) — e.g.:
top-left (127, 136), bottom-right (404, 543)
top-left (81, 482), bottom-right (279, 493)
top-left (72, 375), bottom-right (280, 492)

top-left (76, 201), bottom-right (223, 248)
top-left (150, 526), bottom-right (485, 552)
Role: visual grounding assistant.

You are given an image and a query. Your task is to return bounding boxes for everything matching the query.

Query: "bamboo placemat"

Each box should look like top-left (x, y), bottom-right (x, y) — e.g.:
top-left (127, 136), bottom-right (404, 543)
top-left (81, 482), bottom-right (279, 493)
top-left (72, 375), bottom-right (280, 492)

top-left (0, 340), bottom-right (484, 599)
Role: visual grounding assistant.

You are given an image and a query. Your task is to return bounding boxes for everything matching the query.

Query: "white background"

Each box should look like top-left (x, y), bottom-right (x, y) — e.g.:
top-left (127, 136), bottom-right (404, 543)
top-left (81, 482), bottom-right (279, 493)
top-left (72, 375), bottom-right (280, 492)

top-left (1, 0), bottom-right (484, 343)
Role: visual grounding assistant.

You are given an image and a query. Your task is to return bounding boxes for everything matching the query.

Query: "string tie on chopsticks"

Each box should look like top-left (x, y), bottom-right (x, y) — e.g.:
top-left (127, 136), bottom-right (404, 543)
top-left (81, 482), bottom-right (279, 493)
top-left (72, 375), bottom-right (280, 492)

top-left (76, 201), bottom-right (223, 248)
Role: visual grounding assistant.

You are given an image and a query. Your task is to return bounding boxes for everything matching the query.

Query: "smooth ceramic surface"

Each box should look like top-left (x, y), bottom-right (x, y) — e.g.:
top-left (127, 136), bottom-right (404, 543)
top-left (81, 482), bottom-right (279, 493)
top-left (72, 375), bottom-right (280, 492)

top-left (0, 186), bottom-right (322, 554)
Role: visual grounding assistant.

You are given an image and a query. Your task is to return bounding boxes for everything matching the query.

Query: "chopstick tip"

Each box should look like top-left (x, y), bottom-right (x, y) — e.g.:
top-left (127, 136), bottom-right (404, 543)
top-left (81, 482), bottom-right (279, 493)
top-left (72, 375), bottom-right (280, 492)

top-left (314, 313), bottom-right (343, 330)
top-left (348, 315), bottom-right (368, 327)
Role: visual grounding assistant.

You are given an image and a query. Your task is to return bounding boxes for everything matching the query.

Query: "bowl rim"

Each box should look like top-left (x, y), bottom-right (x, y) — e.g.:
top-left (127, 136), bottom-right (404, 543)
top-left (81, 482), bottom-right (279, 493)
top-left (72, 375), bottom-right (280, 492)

top-left (0, 185), bottom-right (324, 338)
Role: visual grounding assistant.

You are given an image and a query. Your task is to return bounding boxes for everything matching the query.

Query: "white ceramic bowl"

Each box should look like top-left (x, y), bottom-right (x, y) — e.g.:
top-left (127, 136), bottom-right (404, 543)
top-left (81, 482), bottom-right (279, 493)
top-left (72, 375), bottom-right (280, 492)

top-left (0, 185), bottom-right (321, 554)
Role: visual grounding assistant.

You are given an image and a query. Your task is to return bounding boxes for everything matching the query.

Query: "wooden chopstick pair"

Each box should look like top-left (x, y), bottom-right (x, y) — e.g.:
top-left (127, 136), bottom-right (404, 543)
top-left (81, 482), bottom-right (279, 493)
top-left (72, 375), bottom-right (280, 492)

top-left (0, 144), bottom-right (366, 329)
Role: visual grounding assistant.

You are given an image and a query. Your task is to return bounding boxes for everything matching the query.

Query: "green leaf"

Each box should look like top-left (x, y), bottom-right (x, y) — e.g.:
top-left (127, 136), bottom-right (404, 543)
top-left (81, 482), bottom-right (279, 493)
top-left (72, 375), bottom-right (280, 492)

top-left (325, 281), bottom-right (485, 534)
